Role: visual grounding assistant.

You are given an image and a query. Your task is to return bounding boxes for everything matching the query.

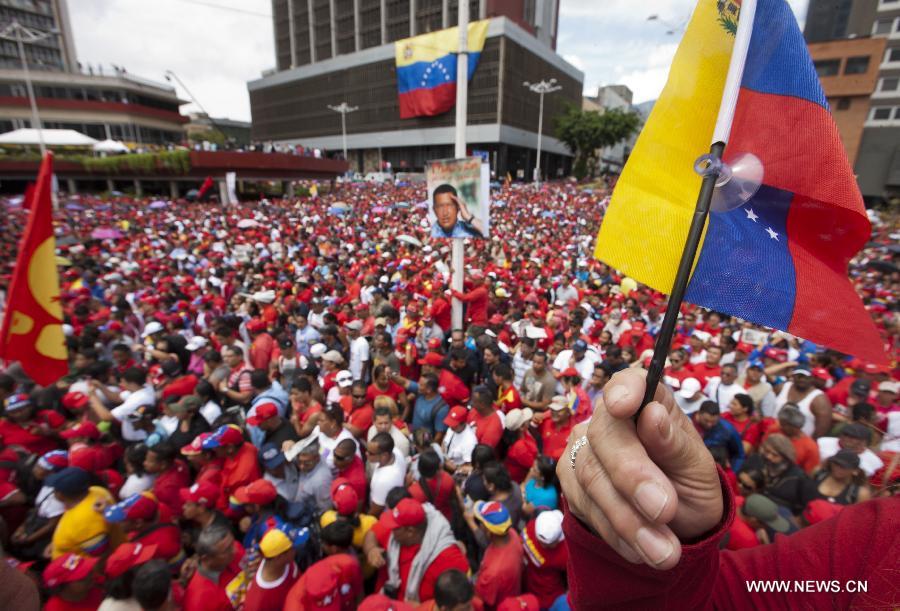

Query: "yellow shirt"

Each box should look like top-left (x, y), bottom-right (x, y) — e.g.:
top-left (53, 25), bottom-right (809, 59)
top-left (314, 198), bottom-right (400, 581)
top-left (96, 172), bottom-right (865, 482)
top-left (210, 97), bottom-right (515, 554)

top-left (319, 510), bottom-right (376, 549)
top-left (51, 486), bottom-right (123, 559)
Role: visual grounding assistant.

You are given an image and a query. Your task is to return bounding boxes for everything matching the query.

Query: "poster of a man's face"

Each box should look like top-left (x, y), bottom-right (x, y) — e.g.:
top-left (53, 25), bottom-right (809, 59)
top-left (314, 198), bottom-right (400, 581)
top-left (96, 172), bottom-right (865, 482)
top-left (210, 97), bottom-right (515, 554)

top-left (426, 158), bottom-right (490, 239)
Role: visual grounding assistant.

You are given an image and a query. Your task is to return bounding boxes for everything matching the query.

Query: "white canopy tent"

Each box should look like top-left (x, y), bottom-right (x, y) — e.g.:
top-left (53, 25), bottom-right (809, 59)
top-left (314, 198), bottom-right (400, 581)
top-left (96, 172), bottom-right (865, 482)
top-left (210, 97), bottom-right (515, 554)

top-left (0, 128), bottom-right (99, 147)
top-left (92, 139), bottom-right (129, 153)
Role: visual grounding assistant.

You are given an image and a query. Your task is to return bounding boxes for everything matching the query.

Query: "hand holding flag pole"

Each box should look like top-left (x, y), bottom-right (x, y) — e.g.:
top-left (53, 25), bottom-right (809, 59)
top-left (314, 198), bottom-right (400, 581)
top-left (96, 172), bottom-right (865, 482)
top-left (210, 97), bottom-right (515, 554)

top-left (639, 0), bottom-right (759, 414)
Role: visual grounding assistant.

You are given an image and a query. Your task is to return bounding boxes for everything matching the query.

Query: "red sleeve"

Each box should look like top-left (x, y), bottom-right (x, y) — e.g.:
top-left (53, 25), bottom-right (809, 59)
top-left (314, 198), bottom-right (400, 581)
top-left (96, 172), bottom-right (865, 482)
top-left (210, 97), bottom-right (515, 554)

top-left (418, 545), bottom-right (469, 602)
top-left (476, 416), bottom-right (503, 449)
top-left (348, 406), bottom-right (374, 432)
top-left (564, 469), bottom-right (900, 610)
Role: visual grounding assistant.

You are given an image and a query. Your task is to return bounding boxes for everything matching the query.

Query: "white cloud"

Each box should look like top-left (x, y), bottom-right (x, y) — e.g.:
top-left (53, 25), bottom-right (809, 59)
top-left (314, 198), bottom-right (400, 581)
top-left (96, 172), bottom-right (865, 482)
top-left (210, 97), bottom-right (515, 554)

top-left (68, 0), bottom-right (273, 122)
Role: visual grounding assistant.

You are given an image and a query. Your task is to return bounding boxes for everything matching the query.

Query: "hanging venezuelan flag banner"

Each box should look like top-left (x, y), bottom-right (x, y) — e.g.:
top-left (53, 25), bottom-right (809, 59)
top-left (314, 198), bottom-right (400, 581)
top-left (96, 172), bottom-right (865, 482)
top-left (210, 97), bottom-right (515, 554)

top-left (395, 20), bottom-right (490, 119)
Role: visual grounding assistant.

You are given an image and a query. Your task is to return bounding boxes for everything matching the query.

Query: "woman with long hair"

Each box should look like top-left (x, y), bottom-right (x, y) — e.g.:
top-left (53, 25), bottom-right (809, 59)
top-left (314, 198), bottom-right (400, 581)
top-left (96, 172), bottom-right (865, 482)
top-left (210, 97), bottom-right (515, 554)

top-left (814, 449), bottom-right (871, 505)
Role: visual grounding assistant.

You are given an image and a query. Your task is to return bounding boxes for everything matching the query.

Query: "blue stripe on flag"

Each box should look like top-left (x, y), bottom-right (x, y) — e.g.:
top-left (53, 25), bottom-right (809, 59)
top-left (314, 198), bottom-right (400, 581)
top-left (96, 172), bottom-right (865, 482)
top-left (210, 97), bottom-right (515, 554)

top-left (396, 51), bottom-right (482, 94)
top-left (685, 185), bottom-right (797, 329)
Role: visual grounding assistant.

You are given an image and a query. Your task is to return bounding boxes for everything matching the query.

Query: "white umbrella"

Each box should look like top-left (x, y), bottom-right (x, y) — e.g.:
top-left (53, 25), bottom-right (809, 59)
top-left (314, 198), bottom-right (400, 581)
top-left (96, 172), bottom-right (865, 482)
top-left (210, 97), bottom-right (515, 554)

top-left (93, 139), bottom-right (129, 153)
top-left (397, 234), bottom-right (423, 248)
top-left (237, 219), bottom-right (260, 229)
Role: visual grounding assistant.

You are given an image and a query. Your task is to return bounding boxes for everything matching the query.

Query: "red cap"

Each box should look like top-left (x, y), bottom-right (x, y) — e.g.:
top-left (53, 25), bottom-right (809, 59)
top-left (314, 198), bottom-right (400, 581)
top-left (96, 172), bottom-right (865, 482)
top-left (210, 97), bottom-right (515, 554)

top-left (61, 391), bottom-right (89, 411)
top-left (43, 553), bottom-right (99, 587)
top-left (556, 367), bottom-right (581, 379)
top-left (60, 421), bottom-right (101, 441)
top-left (246, 402), bottom-right (279, 427)
top-left (497, 594), bottom-right (540, 611)
top-left (358, 594), bottom-right (417, 611)
top-left (417, 352), bottom-right (443, 367)
top-left (735, 342), bottom-right (754, 354)
top-left (180, 432), bottom-right (211, 456)
top-left (36, 410), bottom-right (65, 428)
top-left (234, 478), bottom-right (278, 505)
top-left (382, 498), bottom-right (426, 529)
top-left (863, 363), bottom-right (890, 375)
top-left (301, 560), bottom-right (342, 611)
top-left (330, 478), bottom-right (359, 516)
top-left (105, 542), bottom-right (157, 579)
top-left (107, 321), bottom-right (124, 332)
top-left (489, 313), bottom-right (505, 325)
top-left (179, 481), bottom-right (220, 508)
top-left (630, 321), bottom-right (646, 334)
top-left (803, 499), bottom-right (844, 525)
top-left (427, 338), bottom-right (442, 350)
top-left (811, 367), bottom-right (833, 381)
top-left (246, 319), bottom-right (267, 333)
top-left (443, 405), bottom-right (469, 428)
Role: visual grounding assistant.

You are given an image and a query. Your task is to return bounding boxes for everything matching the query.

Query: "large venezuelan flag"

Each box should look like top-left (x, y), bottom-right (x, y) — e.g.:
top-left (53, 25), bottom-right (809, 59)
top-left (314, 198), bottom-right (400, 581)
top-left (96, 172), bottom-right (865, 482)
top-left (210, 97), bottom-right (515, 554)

top-left (395, 20), bottom-right (489, 119)
top-left (595, 0), bottom-right (885, 363)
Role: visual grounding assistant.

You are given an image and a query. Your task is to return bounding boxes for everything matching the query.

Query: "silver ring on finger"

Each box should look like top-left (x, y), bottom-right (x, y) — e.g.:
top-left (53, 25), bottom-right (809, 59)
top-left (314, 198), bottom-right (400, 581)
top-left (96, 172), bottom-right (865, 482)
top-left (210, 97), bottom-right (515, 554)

top-left (570, 435), bottom-right (589, 471)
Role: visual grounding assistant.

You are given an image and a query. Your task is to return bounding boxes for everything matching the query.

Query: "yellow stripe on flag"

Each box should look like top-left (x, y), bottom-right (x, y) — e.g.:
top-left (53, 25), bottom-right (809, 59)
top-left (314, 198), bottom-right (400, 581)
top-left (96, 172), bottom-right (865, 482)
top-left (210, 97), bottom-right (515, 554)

top-left (594, 0), bottom-right (735, 293)
top-left (395, 20), bottom-right (490, 67)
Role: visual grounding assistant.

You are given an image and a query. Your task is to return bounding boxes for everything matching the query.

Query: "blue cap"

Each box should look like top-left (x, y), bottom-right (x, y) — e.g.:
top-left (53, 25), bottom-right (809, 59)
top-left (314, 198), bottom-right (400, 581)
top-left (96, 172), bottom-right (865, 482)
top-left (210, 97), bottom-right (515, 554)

top-left (46, 467), bottom-right (91, 496)
top-left (748, 359), bottom-right (765, 369)
top-left (259, 443), bottom-right (286, 470)
top-left (5, 393), bottom-right (31, 412)
top-left (104, 492), bottom-right (158, 523)
top-left (573, 339), bottom-right (588, 352)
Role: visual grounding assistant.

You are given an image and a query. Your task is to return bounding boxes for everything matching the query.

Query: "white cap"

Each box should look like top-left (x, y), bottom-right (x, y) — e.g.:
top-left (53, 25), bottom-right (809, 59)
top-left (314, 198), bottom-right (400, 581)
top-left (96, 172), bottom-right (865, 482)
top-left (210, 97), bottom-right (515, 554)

top-left (878, 381), bottom-right (899, 394)
top-left (677, 377), bottom-right (702, 399)
top-left (186, 336), bottom-right (208, 351)
top-left (505, 408), bottom-right (534, 431)
top-left (535, 509), bottom-right (565, 545)
top-left (322, 350), bottom-right (344, 364)
top-left (548, 396), bottom-right (570, 412)
top-left (345, 320), bottom-right (363, 331)
top-left (310, 343), bottom-right (328, 359)
top-left (379, 275), bottom-right (389, 283)
top-left (691, 330), bottom-right (711, 343)
top-left (141, 321), bottom-right (164, 338)
top-left (335, 370), bottom-right (353, 387)
top-left (252, 290), bottom-right (276, 304)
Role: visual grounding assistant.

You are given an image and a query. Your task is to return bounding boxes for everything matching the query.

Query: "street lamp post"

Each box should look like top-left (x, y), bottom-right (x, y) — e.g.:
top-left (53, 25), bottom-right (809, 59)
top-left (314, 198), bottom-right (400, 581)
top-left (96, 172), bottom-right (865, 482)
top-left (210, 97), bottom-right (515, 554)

top-left (0, 20), bottom-right (58, 156)
top-left (523, 79), bottom-right (561, 185)
top-left (327, 102), bottom-right (359, 164)
top-left (164, 69), bottom-right (229, 144)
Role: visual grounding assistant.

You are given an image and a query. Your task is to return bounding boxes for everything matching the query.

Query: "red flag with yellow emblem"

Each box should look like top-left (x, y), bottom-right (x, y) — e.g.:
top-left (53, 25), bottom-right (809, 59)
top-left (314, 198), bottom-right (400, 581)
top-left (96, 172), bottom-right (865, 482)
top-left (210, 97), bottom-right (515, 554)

top-left (0, 153), bottom-right (68, 384)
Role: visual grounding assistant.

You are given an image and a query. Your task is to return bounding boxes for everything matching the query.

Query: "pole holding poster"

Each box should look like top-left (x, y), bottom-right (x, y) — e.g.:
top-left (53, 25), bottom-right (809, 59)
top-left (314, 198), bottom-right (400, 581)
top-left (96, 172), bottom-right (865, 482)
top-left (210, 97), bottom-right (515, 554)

top-left (451, 0), bottom-right (469, 330)
top-left (226, 171), bottom-right (237, 205)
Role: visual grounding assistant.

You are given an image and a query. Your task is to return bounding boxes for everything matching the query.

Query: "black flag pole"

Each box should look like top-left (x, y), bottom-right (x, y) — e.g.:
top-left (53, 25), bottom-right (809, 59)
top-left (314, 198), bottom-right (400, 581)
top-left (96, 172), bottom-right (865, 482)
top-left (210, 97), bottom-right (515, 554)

top-left (637, 140), bottom-right (726, 416)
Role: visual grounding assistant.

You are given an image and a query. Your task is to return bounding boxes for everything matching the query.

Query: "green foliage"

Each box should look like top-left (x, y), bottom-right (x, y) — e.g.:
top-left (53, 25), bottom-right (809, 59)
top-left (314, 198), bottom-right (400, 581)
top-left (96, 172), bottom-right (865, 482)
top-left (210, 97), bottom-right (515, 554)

top-left (188, 129), bottom-right (226, 147)
top-left (555, 105), bottom-right (642, 179)
top-left (81, 150), bottom-right (191, 175)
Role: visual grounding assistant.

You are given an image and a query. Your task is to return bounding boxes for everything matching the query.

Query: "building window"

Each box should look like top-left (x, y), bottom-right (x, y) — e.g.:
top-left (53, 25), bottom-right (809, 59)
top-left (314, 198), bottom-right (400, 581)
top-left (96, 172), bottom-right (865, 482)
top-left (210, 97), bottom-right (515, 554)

top-left (813, 59), bottom-right (840, 77)
top-left (888, 47), bottom-right (900, 63)
top-left (873, 18), bottom-right (894, 35)
top-left (871, 106), bottom-right (893, 120)
top-left (835, 97), bottom-right (851, 110)
top-left (844, 56), bottom-right (870, 74)
top-left (881, 77), bottom-right (900, 92)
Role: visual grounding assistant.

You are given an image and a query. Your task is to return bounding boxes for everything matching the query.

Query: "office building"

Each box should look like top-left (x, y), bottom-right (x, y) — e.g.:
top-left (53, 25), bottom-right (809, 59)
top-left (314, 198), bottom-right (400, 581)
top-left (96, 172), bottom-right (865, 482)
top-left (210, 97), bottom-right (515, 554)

top-left (0, 0), bottom-right (77, 72)
top-left (251, 2), bottom-right (580, 178)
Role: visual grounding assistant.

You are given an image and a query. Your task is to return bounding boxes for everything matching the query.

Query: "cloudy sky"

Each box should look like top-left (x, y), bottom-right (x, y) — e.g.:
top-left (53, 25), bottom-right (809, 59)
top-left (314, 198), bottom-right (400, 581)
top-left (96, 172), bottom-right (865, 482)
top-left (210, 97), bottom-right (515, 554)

top-left (69, 0), bottom-right (809, 122)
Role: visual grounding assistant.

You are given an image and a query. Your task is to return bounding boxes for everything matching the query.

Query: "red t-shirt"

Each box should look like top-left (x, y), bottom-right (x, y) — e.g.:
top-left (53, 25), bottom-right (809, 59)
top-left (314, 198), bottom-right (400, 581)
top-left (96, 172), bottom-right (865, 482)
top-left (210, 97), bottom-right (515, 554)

top-left (522, 519), bottom-right (568, 609)
top-left (539, 417), bottom-right (575, 461)
top-left (409, 472), bottom-right (456, 521)
top-left (367, 381), bottom-right (405, 404)
top-left (153, 459), bottom-right (192, 517)
top-left (243, 561), bottom-right (300, 611)
top-left (162, 374), bottom-right (199, 399)
top-left (337, 456), bottom-right (368, 502)
top-left (691, 363), bottom-right (722, 386)
top-left (727, 515), bottom-right (760, 550)
top-left (44, 588), bottom-right (105, 611)
top-left (222, 442), bottom-right (262, 498)
top-left (438, 369), bottom-right (470, 406)
top-left (284, 554), bottom-right (362, 611)
top-left (476, 530), bottom-right (524, 607)
top-left (399, 542), bottom-right (469, 602)
top-left (663, 366), bottom-right (696, 388)
top-left (0, 419), bottom-right (59, 456)
top-left (296, 402), bottom-right (323, 426)
top-left (68, 444), bottom-right (102, 473)
top-left (184, 569), bottom-right (235, 611)
top-left (348, 405), bottom-right (374, 436)
top-left (468, 410), bottom-right (503, 449)
top-left (250, 334), bottom-right (275, 371)
top-left (505, 435), bottom-right (538, 483)
top-left (133, 522), bottom-right (184, 566)
top-left (495, 385), bottom-right (522, 414)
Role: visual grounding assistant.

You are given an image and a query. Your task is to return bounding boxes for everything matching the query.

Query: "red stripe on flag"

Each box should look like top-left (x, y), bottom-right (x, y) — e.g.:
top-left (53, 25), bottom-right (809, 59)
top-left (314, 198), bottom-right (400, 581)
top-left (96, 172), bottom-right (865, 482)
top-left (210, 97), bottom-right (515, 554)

top-left (398, 82), bottom-right (457, 119)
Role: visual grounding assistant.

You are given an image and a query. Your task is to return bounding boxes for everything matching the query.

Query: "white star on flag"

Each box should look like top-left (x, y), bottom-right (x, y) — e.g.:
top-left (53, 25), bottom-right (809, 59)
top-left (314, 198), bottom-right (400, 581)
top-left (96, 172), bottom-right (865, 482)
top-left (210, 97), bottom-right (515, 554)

top-left (745, 208), bottom-right (758, 222)
top-left (766, 227), bottom-right (779, 240)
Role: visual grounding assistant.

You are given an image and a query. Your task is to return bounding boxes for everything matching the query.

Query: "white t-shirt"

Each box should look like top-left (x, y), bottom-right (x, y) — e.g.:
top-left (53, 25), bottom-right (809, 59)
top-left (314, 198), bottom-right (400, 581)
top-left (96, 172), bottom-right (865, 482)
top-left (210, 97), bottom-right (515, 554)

top-left (119, 473), bottom-right (156, 500)
top-left (442, 425), bottom-right (478, 466)
top-left (366, 425), bottom-right (411, 457)
top-left (110, 385), bottom-right (156, 441)
top-left (201, 400), bottom-right (222, 426)
top-left (817, 436), bottom-right (884, 477)
top-left (349, 336), bottom-right (370, 381)
top-left (882, 412), bottom-right (900, 453)
top-left (253, 559), bottom-right (299, 590)
top-left (370, 449), bottom-right (407, 507)
top-left (317, 426), bottom-right (358, 468)
top-left (705, 378), bottom-right (743, 412)
top-left (35, 485), bottom-right (65, 519)
top-left (552, 350), bottom-right (599, 383)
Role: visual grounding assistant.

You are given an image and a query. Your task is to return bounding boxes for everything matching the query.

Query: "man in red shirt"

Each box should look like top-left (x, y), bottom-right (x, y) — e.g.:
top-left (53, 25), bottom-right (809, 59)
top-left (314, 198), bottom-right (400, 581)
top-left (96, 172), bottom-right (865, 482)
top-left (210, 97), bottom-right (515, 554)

top-left (539, 397), bottom-right (575, 461)
top-left (408, 450), bottom-right (456, 521)
top-left (184, 523), bottom-right (243, 611)
top-left (472, 501), bottom-right (524, 608)
top-left (691, 345), bottom-right (724, 387)
top-left (243, 527), bottom-right (301, 611)
top-left (419, 352), bottom-right (470, 407)
top-left (451, 272), bottom-right (489, 326)
top-left (42, 552), bottom-right (104, 611)
top-left (0, 393), bottom-right (60, 456)
top-left (493, 364), bottom-right (522, 414)
top-left (103, 491), bottom-right (184, 568)
top-left (284, 550), bottom-right (362, 611)
top-left (143, 440), bottom-right (191, 518)
top-left (382, 498), bottom-right (469, 603)
top-left (332, 438), bottom-right (368, 502)
top-left (202, 425), bottom-right (261, 501)
top-left (467, 386), bottom-right (504, 449)
top-left (663, 348), bottom-right (695, 389)
top-left (521, 510), bottom-right (567, 609)
top-left (247, 318), bottom-right (275, 371)
top-left (346, 381), bottom-right (375, 438)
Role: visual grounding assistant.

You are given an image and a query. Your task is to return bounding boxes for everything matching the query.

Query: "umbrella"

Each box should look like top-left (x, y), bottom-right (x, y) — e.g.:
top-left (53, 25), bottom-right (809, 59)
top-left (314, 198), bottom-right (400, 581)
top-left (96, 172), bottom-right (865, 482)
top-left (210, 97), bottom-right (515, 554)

top-left (865, 260), bottom-right (899, 274)
top-left (372, 206), bottom-right (387, 213)
top-left (415, 201), bottom-right (428, 209)
top-left (332, 202), bottom-right (350, 210)
top-left (328, 206), bottom-right (349, 215)
top-left (541, 211), bottom-right (556, 218)
top-left (64, 202), bottom-right (84, 211)
top-left (396, 202), bottom-right (411, 209)
top-left (149, 200), bottom-right (168, 209)
top-left (237, 219), bottom-right (259, 229)
top-left (57, 235), bottom-right (79, 246)
top-left (185, 189), bottom-right (200, 201)
top-left (397, 234), bottom-right (423, 248)
top-left (169, 247), bottom-right (189, 260)
top-left (90, 228), bottom-right (123, 240)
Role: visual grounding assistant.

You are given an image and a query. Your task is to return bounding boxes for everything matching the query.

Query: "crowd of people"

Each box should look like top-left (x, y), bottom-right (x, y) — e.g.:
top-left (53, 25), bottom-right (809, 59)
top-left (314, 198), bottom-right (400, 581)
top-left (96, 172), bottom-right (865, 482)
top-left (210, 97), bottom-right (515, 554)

top-left (0, 177), bottom-right (896, 610)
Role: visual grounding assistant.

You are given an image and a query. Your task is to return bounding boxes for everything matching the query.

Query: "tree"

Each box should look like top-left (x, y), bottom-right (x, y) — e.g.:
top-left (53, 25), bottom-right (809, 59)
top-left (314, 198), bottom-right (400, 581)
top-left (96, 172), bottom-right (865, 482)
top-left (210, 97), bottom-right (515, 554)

top-left (555, 106), bottom-right (641, 180)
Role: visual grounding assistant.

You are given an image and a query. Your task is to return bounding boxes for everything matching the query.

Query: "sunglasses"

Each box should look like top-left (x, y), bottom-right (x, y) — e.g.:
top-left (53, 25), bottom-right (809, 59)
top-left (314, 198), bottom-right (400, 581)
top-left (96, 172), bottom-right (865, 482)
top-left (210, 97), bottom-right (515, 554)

top-left (333, 453), bottom-right (351, 461)
top-left (352, 394), bottom-right (367, 400)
